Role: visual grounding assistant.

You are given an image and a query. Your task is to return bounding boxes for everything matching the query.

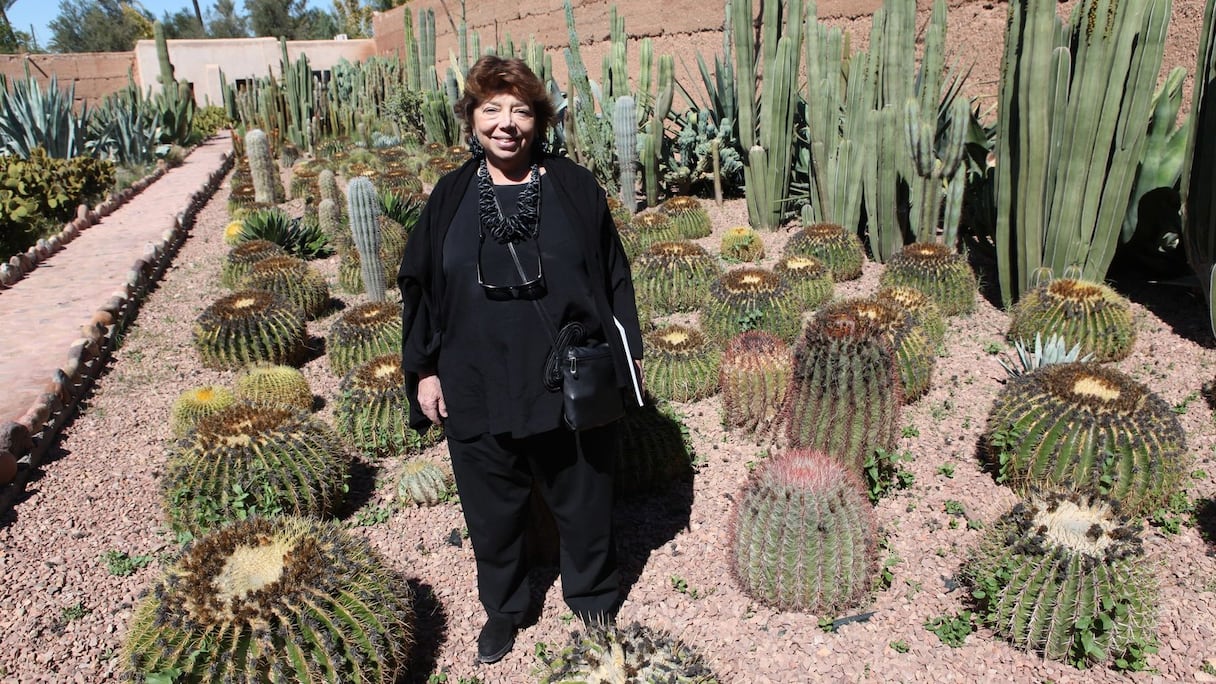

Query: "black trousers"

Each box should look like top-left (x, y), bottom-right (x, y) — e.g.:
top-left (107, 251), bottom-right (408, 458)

top-left (447, 423), bottom-right (620, 624)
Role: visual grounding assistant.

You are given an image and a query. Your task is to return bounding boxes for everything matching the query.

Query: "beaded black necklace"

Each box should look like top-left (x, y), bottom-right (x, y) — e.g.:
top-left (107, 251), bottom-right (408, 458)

top-left (477, 157), bottom-right (541, 244)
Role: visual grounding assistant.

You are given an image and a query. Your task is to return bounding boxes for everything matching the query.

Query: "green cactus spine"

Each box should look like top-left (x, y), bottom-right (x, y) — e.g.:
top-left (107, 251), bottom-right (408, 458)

top-left (220, 239), bottom-right (286, 290)
top-left (617, 401), bottom-right (695, 496)
top-left (169, 386), bottom-right (236, 439)
top-left (720, 226), bottom-right (765, 262)
top-left (633, 241), bottom-right (720, 315)
top-left (537, 622), bottom-right (719, 683)
top-left (1008, 277), bottom-right (1136, 363)
top-left (614, 95), bottom-right (638, 211)
top-left (241, 255), bottom-right (331, 320)
top-left (784, 222), bottom-right (865, 281)
top-left (964, 492), bottom-right (1158, 667)
top-left (192, 290), bottom-right (306, 370)
top-left (397, 458), bottom-right (451, 506)
top-left (234, 363), bottom-right (313, 411)
top-left (841, 297), bottom-right (935, 403)
top-left (348, 177), bottom-right (387, 302)
top-left (337, 355), bottom-right (442, 459)
top-left (327, 302), bottom-right (403, 378)
top-left (774, 254), bottom-right (833, 311)
top-left (780, 300), bottom-right (901, 472)
top-left (122, 516), bottom-right (414, 682)
top-left (643, 324), bottom-right (720, 403)
top-left (701, 267), bottom-right (801, 344)
top-left (719, 330), bottom-right (793, 433)
top-left (731, 448), bottom-right (878, 614)
top-left (244, 129), bottom-right (280, 205)
top-left (162, 404), bottom-right (349, 536)
top-left (657, 196), bottom-right (712, 239)
top-left (984, 362), bottom-right (1188, 518)
top-left (875, 284), bottom-right (946, 348)
top-left (879, 242), bottom-right (977, 316)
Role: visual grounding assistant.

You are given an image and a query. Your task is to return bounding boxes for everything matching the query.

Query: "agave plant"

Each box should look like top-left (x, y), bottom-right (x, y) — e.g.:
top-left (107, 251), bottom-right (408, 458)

top-left (997, 332), bottom-right (1095, 378)
top-left (88, 82), bottom-right (164, 166)
top-left (0, 69), bottom-right (90, 160)
top-left (238, 208), bottom-right (332, 259)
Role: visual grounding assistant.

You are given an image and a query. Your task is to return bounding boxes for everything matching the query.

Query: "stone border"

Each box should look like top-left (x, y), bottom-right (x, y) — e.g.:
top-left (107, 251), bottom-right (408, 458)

top-left (0, 151), bottom-right (235, 517)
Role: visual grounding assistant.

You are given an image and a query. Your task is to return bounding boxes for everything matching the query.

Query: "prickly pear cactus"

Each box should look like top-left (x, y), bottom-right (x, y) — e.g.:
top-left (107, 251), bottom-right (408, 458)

top-left (536, 621), bottom-right (719, 683)
top-left (192, 290), bottom-right (306, 370)
top-left (396, 458), bottom-right (451, 506)
top-left (774, 254), bottom-right (834, 311)
top-left (1009, 277), bottom-right (1136, 362)
top-left (964, 492), bottom-right (1158, 668)
top-left (879, 242), bottom-right (978, 316)
top-left (701, 267), bottom-right (802, 344)
top-left (658, 195), bottom-right (713, 239)
top-left (336, 354), bottom-right (442, 459)
top-left (234, 363), bottom-right (313, 411)
top-left (643, 324), bottom-right (720, 403)
top-left (122, 516), bottom-right (414, 683)
top-left (731, 448), bottom-right (879, 614)
top-left (721, 226), bottom-right (765, 262)
top-left (719, 330), bottom-right (792, 433)
top-left (633, 241), bottom-right (721, 315)
top-left (326, 301), bottom-right (403, 378)
top-left (169, 386), bottom-right (236, 439)
top-left (984, 362), bottom-right (1188, 518)
top-left (783, 222), bottom-right (865, 281)
top-left (220, 239), bottom-right (287, 289)
top-left (240, 255), bottom-right (330, 319)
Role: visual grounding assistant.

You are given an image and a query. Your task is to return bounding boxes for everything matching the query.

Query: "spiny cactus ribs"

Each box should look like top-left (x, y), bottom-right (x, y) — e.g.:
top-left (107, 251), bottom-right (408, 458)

top-left (964, 491), bottom-right (1157, 668)
top-left (163, 404), bottom-right (349, 536)
top-left (220, 239), bottom-right (286, 289)
top-left (720, 330), bottom-right (792, 433)
top-left (984, 362), bottom-right (1188, 518)
top-left (879, 242), bottom-right (977, 316)
top-left (169, 386), bottom-right (236, 439)
top-left (657, 195), bottom-right (713, 239)
top-left (192, 290), bottom-right (306, 370)
top-left (536, 621), bottom-right (720, 683)
top-left (122, 516), bottom-right (414, 683)
top-left (730, 449), bottom-right (878, 614)
top-left (241, 255), bottom-right (330, 319)
top-left (838, 297), bottom-right (935, 403)
top-left (617, 401), bottom-right (695, 496)
top-left (327, 301), bottom-right (403, 377)
top-left (626, 212), bottom-right (680, 256)
top-left (720, 226), bottom-right (765, 262)
top-left (775, 254), bottom-right (834, 311)
top-left (633, 241), bottom-right (720, 314)
top-left (875, 284), bottom-right (946, 347)
top-left (644, 324), bottom-right (720, 403)
top-left (337, 354), bottom-right (441, 459)
top-left (702, 267), bottom-right (801, 344)
top-left (234, 363), bottom-right (313, 411)
top-left (783, 222), bottom-right (865, 281)
top-left (1009, 277), bottom-right (1136, 362)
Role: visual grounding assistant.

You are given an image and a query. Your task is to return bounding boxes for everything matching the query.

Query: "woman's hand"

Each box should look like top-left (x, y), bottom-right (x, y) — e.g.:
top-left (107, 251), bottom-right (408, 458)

top-left (418, 373), bottom-right (448, 424)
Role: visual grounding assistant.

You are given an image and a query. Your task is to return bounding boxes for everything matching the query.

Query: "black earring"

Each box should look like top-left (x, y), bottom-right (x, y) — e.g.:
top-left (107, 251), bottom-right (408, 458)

top-left (468, 136), bottom-right (485, 160)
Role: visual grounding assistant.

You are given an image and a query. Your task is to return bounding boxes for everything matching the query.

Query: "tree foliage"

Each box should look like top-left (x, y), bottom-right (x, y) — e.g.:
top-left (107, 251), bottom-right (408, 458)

top-left (48, 0), bottom-right (153, 53)
top-left (208, 0), bottom-right (249, 39)
top-left (160, 8), bottom-right (207, 39)
top-left (245, 0), bottom-right (337, 40)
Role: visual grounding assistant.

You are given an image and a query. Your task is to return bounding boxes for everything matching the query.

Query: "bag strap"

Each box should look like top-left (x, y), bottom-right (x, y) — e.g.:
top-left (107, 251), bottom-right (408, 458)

top-left (505, 242), bottom-right (583, 391)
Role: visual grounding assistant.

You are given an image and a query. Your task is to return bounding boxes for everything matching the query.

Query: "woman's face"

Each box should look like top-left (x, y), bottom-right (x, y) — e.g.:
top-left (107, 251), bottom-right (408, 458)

top-left (472, 91), bottom-right (536, 174)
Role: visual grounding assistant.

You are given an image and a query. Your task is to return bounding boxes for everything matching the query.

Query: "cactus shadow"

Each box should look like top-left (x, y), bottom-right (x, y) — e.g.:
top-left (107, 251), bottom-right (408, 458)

top-left (964, 242), bottom-right (1006, 313)
top-left (402, 579), bottom-right (449, 684)
top-left (613, 476), bottom-right (695, 604)
top-left (301, 333), bottom-right (327, 365)
top-left (335, 457), bottom-right (380, 521)
top-left (1193, 498), bottom-right (1216, 549)
top-left (1108, 275), bottom-right (1216, 350)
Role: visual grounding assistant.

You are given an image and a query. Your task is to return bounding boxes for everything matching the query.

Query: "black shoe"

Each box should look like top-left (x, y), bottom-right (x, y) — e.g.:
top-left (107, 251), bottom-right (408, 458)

top-left (476, 615), bottom-right (516, 664)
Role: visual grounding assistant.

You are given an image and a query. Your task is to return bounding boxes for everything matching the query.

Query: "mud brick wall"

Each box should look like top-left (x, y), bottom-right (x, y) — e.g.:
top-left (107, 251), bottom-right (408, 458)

top-left (0, 52), bottom-right (135, 110)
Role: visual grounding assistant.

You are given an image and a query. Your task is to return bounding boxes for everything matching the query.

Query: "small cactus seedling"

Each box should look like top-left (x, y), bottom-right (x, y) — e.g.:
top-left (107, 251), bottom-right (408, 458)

top-left (719, 330), bottom-right (793, 433)
top-left (337, 355), bottom-right (442, 459)
top-left (657, 195), bottom-right (713, 239)
top-left (701, 267), bottom-right (801, 344)
top-left (536, 621), bottom-right (720, 683)
top-left (326, 301), bottom-right (403, 378)
top-left (633, 241), bottom-right (721, 315)
top-left (775, 254), bottom-right (834, 312)
top-left (240, 255), bottom-right (331, 319)
top-left (169, 386), bottom-right (236, 439)
top-left (397, 458), bottom-right (451, 506)
top-left (643, 324), bottom-right (720, 403)
top-left (879, 242), bottom-right (978, 316)
top-left (783, 222), bottom-right (865, 281)
top-left (721, 226), bottom-right (765, 262)
top-left (234, 363), bottom-right (313, 411)
top-left (192, 290), bottom-right (306, 370)
top-left (1009, 277), bottom-right (1136, 362)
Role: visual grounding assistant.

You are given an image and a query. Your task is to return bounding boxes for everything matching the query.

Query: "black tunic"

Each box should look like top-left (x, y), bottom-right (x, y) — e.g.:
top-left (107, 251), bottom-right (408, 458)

top-left (439, 177), bottom-right (602, 439)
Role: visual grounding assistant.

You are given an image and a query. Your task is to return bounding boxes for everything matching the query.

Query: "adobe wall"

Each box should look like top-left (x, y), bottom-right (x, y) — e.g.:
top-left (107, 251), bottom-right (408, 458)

top-left (0, 52), bottom-right (134, 110)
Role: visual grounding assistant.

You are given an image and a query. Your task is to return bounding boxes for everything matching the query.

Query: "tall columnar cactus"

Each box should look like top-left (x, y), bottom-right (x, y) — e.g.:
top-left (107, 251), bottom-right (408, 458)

top-left (719, 330), bottom-right (793, 433)
top-left (841, 297), bottom-right (935, 403)
top-left (220, 239), bottom-right (287, 289)
top-left (169, 386), bottom-right (236, 439)
top-left (234, 363), bottom-right (314, 411)
top-left (162, 404), bottom-right (349, 536)
top-left (964, 492), bottom-right (1158, 667)
top-left (397, 458), bottom-right (451, 507)
top-left (984, 362), bottom-right (1188, 518)
top-left (153, 21), bottom-right (175, 86)
top-left (241, 255), bottom-right (331, 320)
top-left (781, 300), bottom-right (901, 472)
top-left (348, 176), bottom-right (386, 301)
top-left (905, 97), bottom-right (970, 247)
top-left (701, 267), bottom-right (802, 344)
top-left (192, 290), bottom-right (306, 370)
top-left (1183, 0), bottom-right (1216, 337)
top-left (244, 129), bottom-right (279, 205)
top-left (875, 285), bottom-right (946, 348)
top-left (317, 197), bottom-right (342, 239)
top-left (326, 302), bottom-right (404, 378)
top-left (731, 448), bottom-right (879, 614)
top-left (614, 96), bottom-right (638, 211)
top-left (720, 226), bottom-right (765, 262)
top-left (122, 516), bottom-right (415, 682)
top-left (784, 221), bottom-right (865, 281)
top-left (318, 168), bottom-right (342, 208)
top-left (774, 254), bottom-right (833, 311)
top-left (537, 622), bottom-right (719, 683)
top-left (643, 324), bottom-right (720, 403)
top-left (994, 0), bottom-right (1172, 305)
top-left (633, 241), bottom-right (720, 315)
top-left (337, 355), bottom-right (441, 459)
top-left (657, 196), bottom-right (712, 239)
top-left (878, 242), bottom-right (977, 316)
top-left (617, 401), bottom-right (695, 496)
top-left (1008, 277), bottom-right (1137, 362)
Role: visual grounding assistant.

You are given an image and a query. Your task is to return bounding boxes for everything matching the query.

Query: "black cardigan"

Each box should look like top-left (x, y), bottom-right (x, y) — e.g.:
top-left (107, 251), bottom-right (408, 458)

top-left (396, 155), bottom-right (644, 432)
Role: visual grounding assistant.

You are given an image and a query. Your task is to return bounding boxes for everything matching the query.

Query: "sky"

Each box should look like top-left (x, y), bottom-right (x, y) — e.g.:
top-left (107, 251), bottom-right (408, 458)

top-left (8, 0), bottom-right (331, 50)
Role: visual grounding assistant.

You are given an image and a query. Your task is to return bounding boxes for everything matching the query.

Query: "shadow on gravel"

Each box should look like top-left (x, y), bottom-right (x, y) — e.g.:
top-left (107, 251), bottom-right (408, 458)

top-left (1193, 498), bottom-right (1216, 549)
top-left (404, 578), bottom-right (449, 684)
top-left (1111, 275), bottom-right (1216, 350)
top-left (613, 476), bottom-right (695, 605)
top-left (336, 458), bottom-right (380, 520)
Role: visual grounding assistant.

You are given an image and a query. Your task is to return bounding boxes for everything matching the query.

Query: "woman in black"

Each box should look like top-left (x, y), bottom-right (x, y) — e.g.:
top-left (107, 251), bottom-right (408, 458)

top-left (396, 55), bottom-right (644, 665)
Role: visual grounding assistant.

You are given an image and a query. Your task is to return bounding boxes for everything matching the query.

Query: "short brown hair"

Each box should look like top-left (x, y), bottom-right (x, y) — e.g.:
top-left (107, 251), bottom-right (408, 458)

top-left (455, 55), bottom-right (556, 145)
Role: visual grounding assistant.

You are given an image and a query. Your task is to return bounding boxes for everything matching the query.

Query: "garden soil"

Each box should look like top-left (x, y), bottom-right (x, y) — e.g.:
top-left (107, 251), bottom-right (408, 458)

top-left (3, 3), bottom-right (1216, 682)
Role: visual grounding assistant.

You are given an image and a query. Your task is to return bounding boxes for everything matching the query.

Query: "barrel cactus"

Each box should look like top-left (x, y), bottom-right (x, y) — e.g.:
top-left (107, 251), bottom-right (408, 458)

top-left (730, 449), bottom-right (879, 614)
top-left (783, 222), bottom-right (865, 281)
top-left (122, 516), bottom-right (414, 683)
top-left (240, 255), bottom-right (331, 319)
top-left (169, 386), bottom-right (236, 439)
top-left (617, 401), bottom-right (695, 496)
top-left (234, 363), bottom-right (313, 411)
top-left (719, 331), bottom-right (793, 433)
top-left (701, 267), bottom-right (802, 344)
top-left (964, 492), bottom-right (1157, 668)
top-left (626, 212), bottom-right (680, 256)
top-left (220, 239), bottom-right (286, 289)
top-left (607, 195), bottom-right (633, 232)
top-left (1009, 277), bottom-right (1136, 362)
top-left (289, 162), bottom-right (320, 200)
top-left (318, 168), bottom-right (343, 207)
top-left (781, 300), bottom-right (901, 472)
top-left (984, 362), bottom-right (1188, 518)
top-left (657, 195), bottom-right (713, 239)
top-left (633, 241), bottom-right (721, 315)
top-left (397, 458), bottom-right (451, 506)
top-left (336, 354), bottom-right (442, 459)
top-left (643, 324), bottom-right (720, 403)
top-left (879, 242), bottom-right (978, 316)
top-left (536, 622), bottom-right (719, 684)
top-left (775, 254), bottom-right (834, 311)
top-left (317, 197), bottom-right (343, 240)
top-left (839, 297), bottom-right (935, 403)
top-left (875, 284), bottom-right (946, 347)
top-left (326, 301), bottom-right (403, 377)
top-left (223, 219), bottom-right (245, 246)
top-left (163, 404), bottom-right (349, 536)
top-left (192, 290), bottom-right (306, 370)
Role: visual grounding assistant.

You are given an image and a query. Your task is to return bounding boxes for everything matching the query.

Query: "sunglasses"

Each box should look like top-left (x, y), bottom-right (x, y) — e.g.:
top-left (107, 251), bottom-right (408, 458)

top-left (476, 230), bottom-right (547, 301)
